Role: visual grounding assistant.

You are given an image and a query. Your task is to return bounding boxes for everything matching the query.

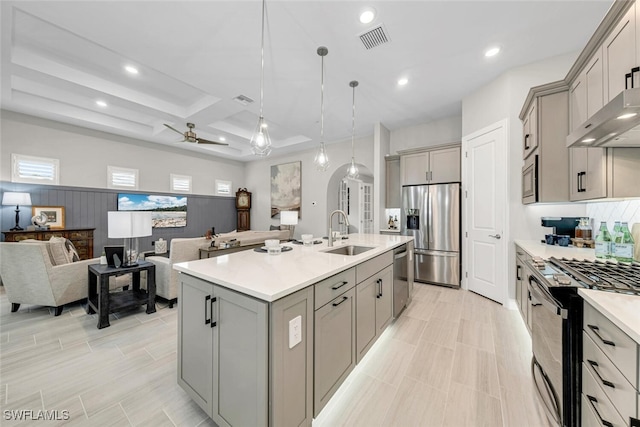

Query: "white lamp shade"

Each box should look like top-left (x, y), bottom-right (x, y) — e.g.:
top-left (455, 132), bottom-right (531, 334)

top-left (2, 192), bottom-right (31, 206)
top-left (280, 210), bottom-right (298, 225)
top-left (108, 211), bottom-right (152, 238)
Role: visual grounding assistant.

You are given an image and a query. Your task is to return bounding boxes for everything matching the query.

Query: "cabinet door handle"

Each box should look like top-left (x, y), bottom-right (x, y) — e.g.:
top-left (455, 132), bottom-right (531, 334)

top-left (587, 360), bottom-right (615, 388)
top-left (516, 265), bottom-right (522, 281)
top-left (587, 324), bottom-right (615, 347)
top-left (210, 297), bottom-right (218, 328)
top-left (205, 295), bottom-right (211, 325)
top-left (380, 278), bottom-right (383, 297)
top-left (586, 395), bottom-right (614, 427)
top-left (577, 171), bottom-right (586, 193)
top-left (627, 72), bottom-right (633, 90)
top-left (331, 281), bottom-right (348, 290)
top-left (332, 296), bottom-right (348, 307)
top-left (632, 67), bottom-right (640, 89)
top-left (425, 171), bottom-right (429, 182)
top-left (524, 134), bottom-right (530, 150)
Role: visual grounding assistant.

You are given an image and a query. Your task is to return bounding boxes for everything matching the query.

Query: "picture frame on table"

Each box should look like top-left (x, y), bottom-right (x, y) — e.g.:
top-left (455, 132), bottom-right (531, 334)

top-left (32, 206), bottom-right (65, 229)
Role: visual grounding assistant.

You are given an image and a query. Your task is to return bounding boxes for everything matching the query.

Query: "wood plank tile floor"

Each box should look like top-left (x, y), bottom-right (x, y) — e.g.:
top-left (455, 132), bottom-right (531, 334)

top-left (0, 283), bottom-right (552, 426)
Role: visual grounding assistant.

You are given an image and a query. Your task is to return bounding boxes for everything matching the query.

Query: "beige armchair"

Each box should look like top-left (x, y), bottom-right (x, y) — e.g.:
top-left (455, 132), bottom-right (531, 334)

top-left (0, 242), bottom-right (101, 316)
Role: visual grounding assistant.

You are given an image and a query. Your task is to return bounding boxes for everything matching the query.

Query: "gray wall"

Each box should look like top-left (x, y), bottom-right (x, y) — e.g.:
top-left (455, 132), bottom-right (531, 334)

top-left (1, 182), bottom-right (236, 256)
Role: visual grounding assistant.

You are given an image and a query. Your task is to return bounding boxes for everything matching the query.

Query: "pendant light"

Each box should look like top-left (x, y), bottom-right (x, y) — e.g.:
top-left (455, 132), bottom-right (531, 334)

top-left (250, 0), bottom-right (272, 157)
top-left (313, 46), bottom-right (330, 171)
top-left (346, 80), bottom-right (359, 179)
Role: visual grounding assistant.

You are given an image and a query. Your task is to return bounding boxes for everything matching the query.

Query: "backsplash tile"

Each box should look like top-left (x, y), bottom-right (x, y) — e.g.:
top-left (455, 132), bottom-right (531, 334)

top-left (586, 199), bottom-right (640, 231)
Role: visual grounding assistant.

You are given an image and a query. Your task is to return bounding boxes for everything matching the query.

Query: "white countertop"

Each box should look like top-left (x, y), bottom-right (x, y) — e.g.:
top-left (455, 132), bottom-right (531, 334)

top-left (174, 233), bottom-right (414, 302)
top-left (379, 229), bottom-right (400, 233)
top-left (578, 289), bottom-right (640, 344)
top-left (515, 239), bottom-right (597, 261)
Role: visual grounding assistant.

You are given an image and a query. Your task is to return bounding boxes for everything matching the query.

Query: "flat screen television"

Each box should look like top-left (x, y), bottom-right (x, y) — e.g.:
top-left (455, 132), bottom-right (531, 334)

top-left (117, 193), bottom-right (187, 228)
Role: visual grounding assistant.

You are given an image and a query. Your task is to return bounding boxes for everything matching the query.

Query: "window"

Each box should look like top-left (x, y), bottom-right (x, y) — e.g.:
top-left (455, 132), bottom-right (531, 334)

top-left (12, 154), bottom-right (59, 185)
top-left (108, 166), bottom-right (138, 190)
top-left (215, 180), bottom-right (232, 196)
top-left (171, 174), bottom-right (192, 193)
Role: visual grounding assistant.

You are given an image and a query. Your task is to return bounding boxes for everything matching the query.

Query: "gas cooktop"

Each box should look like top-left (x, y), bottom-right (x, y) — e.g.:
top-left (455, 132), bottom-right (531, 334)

top-left (548, 257), bottom-right (640, 295)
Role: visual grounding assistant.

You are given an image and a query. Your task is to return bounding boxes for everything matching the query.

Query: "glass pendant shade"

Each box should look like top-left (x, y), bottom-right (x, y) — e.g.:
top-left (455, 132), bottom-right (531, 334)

top-left (346, 157), bottom-right (359, 179)
top-left (314, 141), bottom-right (330, 171)
top-left (250, 116), bottom-right (272, 156)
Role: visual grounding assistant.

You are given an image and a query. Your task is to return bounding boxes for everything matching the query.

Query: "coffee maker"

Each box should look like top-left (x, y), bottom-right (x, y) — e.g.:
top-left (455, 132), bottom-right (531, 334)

top-left (541, 217), bottom-right (581, 239)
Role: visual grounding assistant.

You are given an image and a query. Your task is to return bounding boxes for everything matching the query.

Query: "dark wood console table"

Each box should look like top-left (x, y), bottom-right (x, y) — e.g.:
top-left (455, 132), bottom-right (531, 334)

top-left (2, 228), bottom-right (95, 260)
top-left (87, 261), bottom-right (156, 329)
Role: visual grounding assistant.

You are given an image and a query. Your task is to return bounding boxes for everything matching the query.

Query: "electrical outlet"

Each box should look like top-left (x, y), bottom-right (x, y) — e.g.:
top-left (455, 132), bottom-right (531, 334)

top-left (288, 315), bottom-right (302, 349)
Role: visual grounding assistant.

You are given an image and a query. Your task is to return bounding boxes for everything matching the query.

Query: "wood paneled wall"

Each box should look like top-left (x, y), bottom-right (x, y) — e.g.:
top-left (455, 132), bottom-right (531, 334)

top-left (1, 182), bottom-right (236, 256)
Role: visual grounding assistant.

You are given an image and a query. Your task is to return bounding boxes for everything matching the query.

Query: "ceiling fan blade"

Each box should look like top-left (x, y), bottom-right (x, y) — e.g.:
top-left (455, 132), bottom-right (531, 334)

top-left (196, 137), bottom-right (229, 146)
top-left (164, 123), bottom-right (185, 136)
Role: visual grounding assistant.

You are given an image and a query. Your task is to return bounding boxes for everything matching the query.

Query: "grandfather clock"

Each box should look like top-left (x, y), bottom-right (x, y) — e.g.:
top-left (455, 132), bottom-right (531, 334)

top-left (235, 188), bottom-right (251, 231)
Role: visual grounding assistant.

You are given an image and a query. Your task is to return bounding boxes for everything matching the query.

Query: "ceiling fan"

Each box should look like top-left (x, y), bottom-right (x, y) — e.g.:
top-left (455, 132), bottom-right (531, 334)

top-left (163, 123), bottom-right (228, 146)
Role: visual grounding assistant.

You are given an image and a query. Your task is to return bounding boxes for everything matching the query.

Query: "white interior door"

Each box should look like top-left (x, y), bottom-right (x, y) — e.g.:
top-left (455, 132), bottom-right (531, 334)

top-left (463, 120), bottom-right (507, 305)
top-left (360, 183), bottom-right (373, 234)
top-left (338, 179), bottom-right (349, 234)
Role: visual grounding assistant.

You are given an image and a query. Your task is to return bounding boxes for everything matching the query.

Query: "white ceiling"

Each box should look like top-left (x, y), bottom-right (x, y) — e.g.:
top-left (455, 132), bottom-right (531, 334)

top-left (0, 1), bottom-right (613, 161)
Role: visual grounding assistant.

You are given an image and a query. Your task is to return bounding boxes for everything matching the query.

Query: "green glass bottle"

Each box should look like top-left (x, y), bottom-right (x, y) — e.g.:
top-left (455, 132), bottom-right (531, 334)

top-left (614, 222), bottom-right (635, 263)
top-left (595, 221), bottom-right (611, 259)
top-left (610, 221), bottom-right (621, 256)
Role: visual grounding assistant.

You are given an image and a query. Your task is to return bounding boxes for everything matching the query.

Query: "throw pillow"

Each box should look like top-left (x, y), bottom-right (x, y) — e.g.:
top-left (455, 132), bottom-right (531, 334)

top-left (49, 237), bottom-right (72, 265)
top-left (64, 239), bottom-right (80, 262)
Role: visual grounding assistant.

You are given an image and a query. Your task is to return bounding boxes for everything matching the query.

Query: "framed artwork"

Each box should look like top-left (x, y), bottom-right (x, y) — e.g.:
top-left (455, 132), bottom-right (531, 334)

top-left (117, 193), bottom-right (187, 228)
top-left (32, 206), bottom-right (65, 229)
top-left (271, 161), bottom-right (301, 218)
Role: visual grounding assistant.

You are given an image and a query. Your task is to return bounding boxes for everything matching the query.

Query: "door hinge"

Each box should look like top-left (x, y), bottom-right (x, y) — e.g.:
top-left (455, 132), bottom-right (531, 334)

top-left (465, 272), bottom-right (468, 278)
top-left (465, 231), bottom-right (468, 238)
top-left (465, 190), bottom-right (468, 198)
top-left (465, 151), bottom-right (468, 158)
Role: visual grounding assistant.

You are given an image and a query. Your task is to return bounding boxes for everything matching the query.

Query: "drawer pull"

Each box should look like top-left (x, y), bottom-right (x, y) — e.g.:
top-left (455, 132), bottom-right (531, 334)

top-left (331, 281), bottom-right (348, 290)
top-left (587, 324), bottom-right (616, 347)
top-left (587, 360), bottom-right (615, 388)
top-left (332, 296), bottom-right (348, 307)
top-left (586, 395), bottom-right (614, 427)
top-left (205, 295), bottom-right (211, 325)
top-left (210, 297), bottom-right (217, 328)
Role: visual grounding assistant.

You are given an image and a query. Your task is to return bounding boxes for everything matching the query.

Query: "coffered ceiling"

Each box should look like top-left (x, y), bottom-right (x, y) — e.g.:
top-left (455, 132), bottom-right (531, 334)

top-left (0, 1), bottom-right (612, 161)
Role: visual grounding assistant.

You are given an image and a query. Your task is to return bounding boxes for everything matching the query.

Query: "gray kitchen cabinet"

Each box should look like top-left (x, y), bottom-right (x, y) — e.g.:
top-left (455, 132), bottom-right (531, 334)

top-left (314, 286), bottom-right (356, 417)
top-left (400, 145), bottom-right (460, 186)
top-left (582, 301), bottom-right (639, 426)
top-left (356, 262), bottom-right (393, 363)
top-left (519, 84), bottom-right (570, 204)
top-left (522, 101), bottom-right (538, 159)
top-left (603, 2), bottom-right (637, 102)
top-left (569, 49), bottom-right (604, 133)
top-left (385, 155), bottom-right (401, 208)
top-left (514, 244), bottom-right (532, 334)
top-left (178, 273), bottom-right (268, 427)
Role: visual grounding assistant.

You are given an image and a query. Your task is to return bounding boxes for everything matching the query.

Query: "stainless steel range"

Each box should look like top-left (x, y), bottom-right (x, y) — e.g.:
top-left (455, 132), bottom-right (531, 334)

top-left (526, 257), bottom-right (640, 427)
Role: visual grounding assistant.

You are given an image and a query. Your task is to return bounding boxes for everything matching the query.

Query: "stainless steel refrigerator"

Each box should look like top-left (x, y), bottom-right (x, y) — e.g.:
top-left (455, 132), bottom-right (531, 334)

top-left (401, 183), bottom-right (460, 287)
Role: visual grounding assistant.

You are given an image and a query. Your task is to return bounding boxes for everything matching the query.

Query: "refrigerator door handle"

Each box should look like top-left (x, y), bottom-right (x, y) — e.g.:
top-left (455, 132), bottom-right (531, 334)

top-left (427, 192), bottom-right (433, 244)
top-left (414, 249), bottom-right (459, 257)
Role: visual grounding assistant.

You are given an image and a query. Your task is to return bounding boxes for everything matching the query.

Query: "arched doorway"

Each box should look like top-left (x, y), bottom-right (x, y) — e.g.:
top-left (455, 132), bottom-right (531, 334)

top-left (326, 163), bottom-right (373, 234)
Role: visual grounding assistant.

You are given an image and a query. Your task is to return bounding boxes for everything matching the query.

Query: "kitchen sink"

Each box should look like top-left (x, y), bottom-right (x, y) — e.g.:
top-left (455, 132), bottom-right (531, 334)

top-left (323, 245), bottom-right (375, 256)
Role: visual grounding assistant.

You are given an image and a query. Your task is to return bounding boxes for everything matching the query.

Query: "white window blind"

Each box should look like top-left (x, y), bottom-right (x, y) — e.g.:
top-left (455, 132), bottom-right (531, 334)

top-left (216, 180), bottom-right (232, 196)
top-left (12, 154), bottom-right (60, 184)
top-left (108, 166), bottom-right (138, 189)
top-left (171, 174), bottom-right (192, 193)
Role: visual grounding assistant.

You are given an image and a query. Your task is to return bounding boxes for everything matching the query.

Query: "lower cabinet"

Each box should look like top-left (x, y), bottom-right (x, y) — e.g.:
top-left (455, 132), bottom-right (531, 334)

top-left (515, 245), bottom-right (532, 333)
top-left (178, 274), bottom-right (268, 427)
top-left (356, 265), bottom-right (393, 362)
top-left (313, 286), bottom-right (356, 416)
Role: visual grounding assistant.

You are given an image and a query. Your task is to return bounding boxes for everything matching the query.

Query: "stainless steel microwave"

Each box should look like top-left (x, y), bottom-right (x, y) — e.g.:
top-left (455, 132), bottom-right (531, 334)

top-left (522, 154), bottom-right (538, 204)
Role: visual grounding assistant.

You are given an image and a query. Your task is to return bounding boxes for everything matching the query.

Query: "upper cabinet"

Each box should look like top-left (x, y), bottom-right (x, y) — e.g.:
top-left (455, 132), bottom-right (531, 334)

top-left (519, 84), bottom-right (570, 204)
top-left (569, 50), bottom-right (604, 132)
top-left (602, 2), bottom-right (637, 102)
top-left (385, 155), bottom-right (401, 208)
top-left (400, 145), bottom-right (461, 186)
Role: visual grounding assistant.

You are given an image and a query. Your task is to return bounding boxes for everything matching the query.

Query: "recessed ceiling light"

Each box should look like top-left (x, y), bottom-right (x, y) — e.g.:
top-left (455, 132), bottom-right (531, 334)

top-left (397, 78), bottom-right (408, 86)
top-left (124, 65), bottom-right (139, 75)
top-left (617, 112), bottom-right (637, 120)
top-left (484, 46), bottom-right (501, 58)
top-left (96, 100), bottom-right (107, 107)
top-left (359, 8), bottom-right (375, 24)
top-left (219, 136), bottom-right (226, 142)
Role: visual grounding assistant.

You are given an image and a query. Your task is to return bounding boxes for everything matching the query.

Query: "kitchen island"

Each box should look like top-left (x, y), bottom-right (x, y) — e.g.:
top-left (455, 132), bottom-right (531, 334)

top-left (173, 233), bottom-right (414, 427)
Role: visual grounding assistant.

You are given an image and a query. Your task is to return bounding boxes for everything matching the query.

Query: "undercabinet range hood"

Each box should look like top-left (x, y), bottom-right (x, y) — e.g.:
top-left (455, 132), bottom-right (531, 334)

top-left (567, 87), bottom-right (640, 148)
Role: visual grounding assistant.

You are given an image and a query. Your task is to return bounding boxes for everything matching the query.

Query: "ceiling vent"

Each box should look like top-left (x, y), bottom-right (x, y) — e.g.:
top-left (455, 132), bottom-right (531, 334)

top-left (233, 95), bottom-right (254, 106)
top-left (358, 24), bottom-right (390, 50)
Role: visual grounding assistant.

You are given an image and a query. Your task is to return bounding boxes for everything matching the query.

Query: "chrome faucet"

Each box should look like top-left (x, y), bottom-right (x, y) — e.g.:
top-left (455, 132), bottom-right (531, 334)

top-left (328, 210), bottom-right (349, 247)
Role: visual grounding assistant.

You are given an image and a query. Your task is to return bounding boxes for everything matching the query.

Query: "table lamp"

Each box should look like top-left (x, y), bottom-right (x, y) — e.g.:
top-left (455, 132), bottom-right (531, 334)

top-left (280, 210), bottom-right (298, 241)
top-left (2, 192), bottom-right (32, 231)
top-left (108, 211), bottom-right (152, 267)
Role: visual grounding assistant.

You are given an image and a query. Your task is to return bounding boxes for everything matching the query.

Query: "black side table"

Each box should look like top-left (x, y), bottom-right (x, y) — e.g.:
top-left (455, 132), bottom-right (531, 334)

top-left (87, 261), bottom-right (156, 329)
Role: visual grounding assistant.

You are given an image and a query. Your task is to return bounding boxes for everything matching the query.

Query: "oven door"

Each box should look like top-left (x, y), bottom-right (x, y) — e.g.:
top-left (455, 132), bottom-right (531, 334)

top-left (529, 272), bottom-right (566, 426)
top-left (522, 154), bottom-right (538, 204)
